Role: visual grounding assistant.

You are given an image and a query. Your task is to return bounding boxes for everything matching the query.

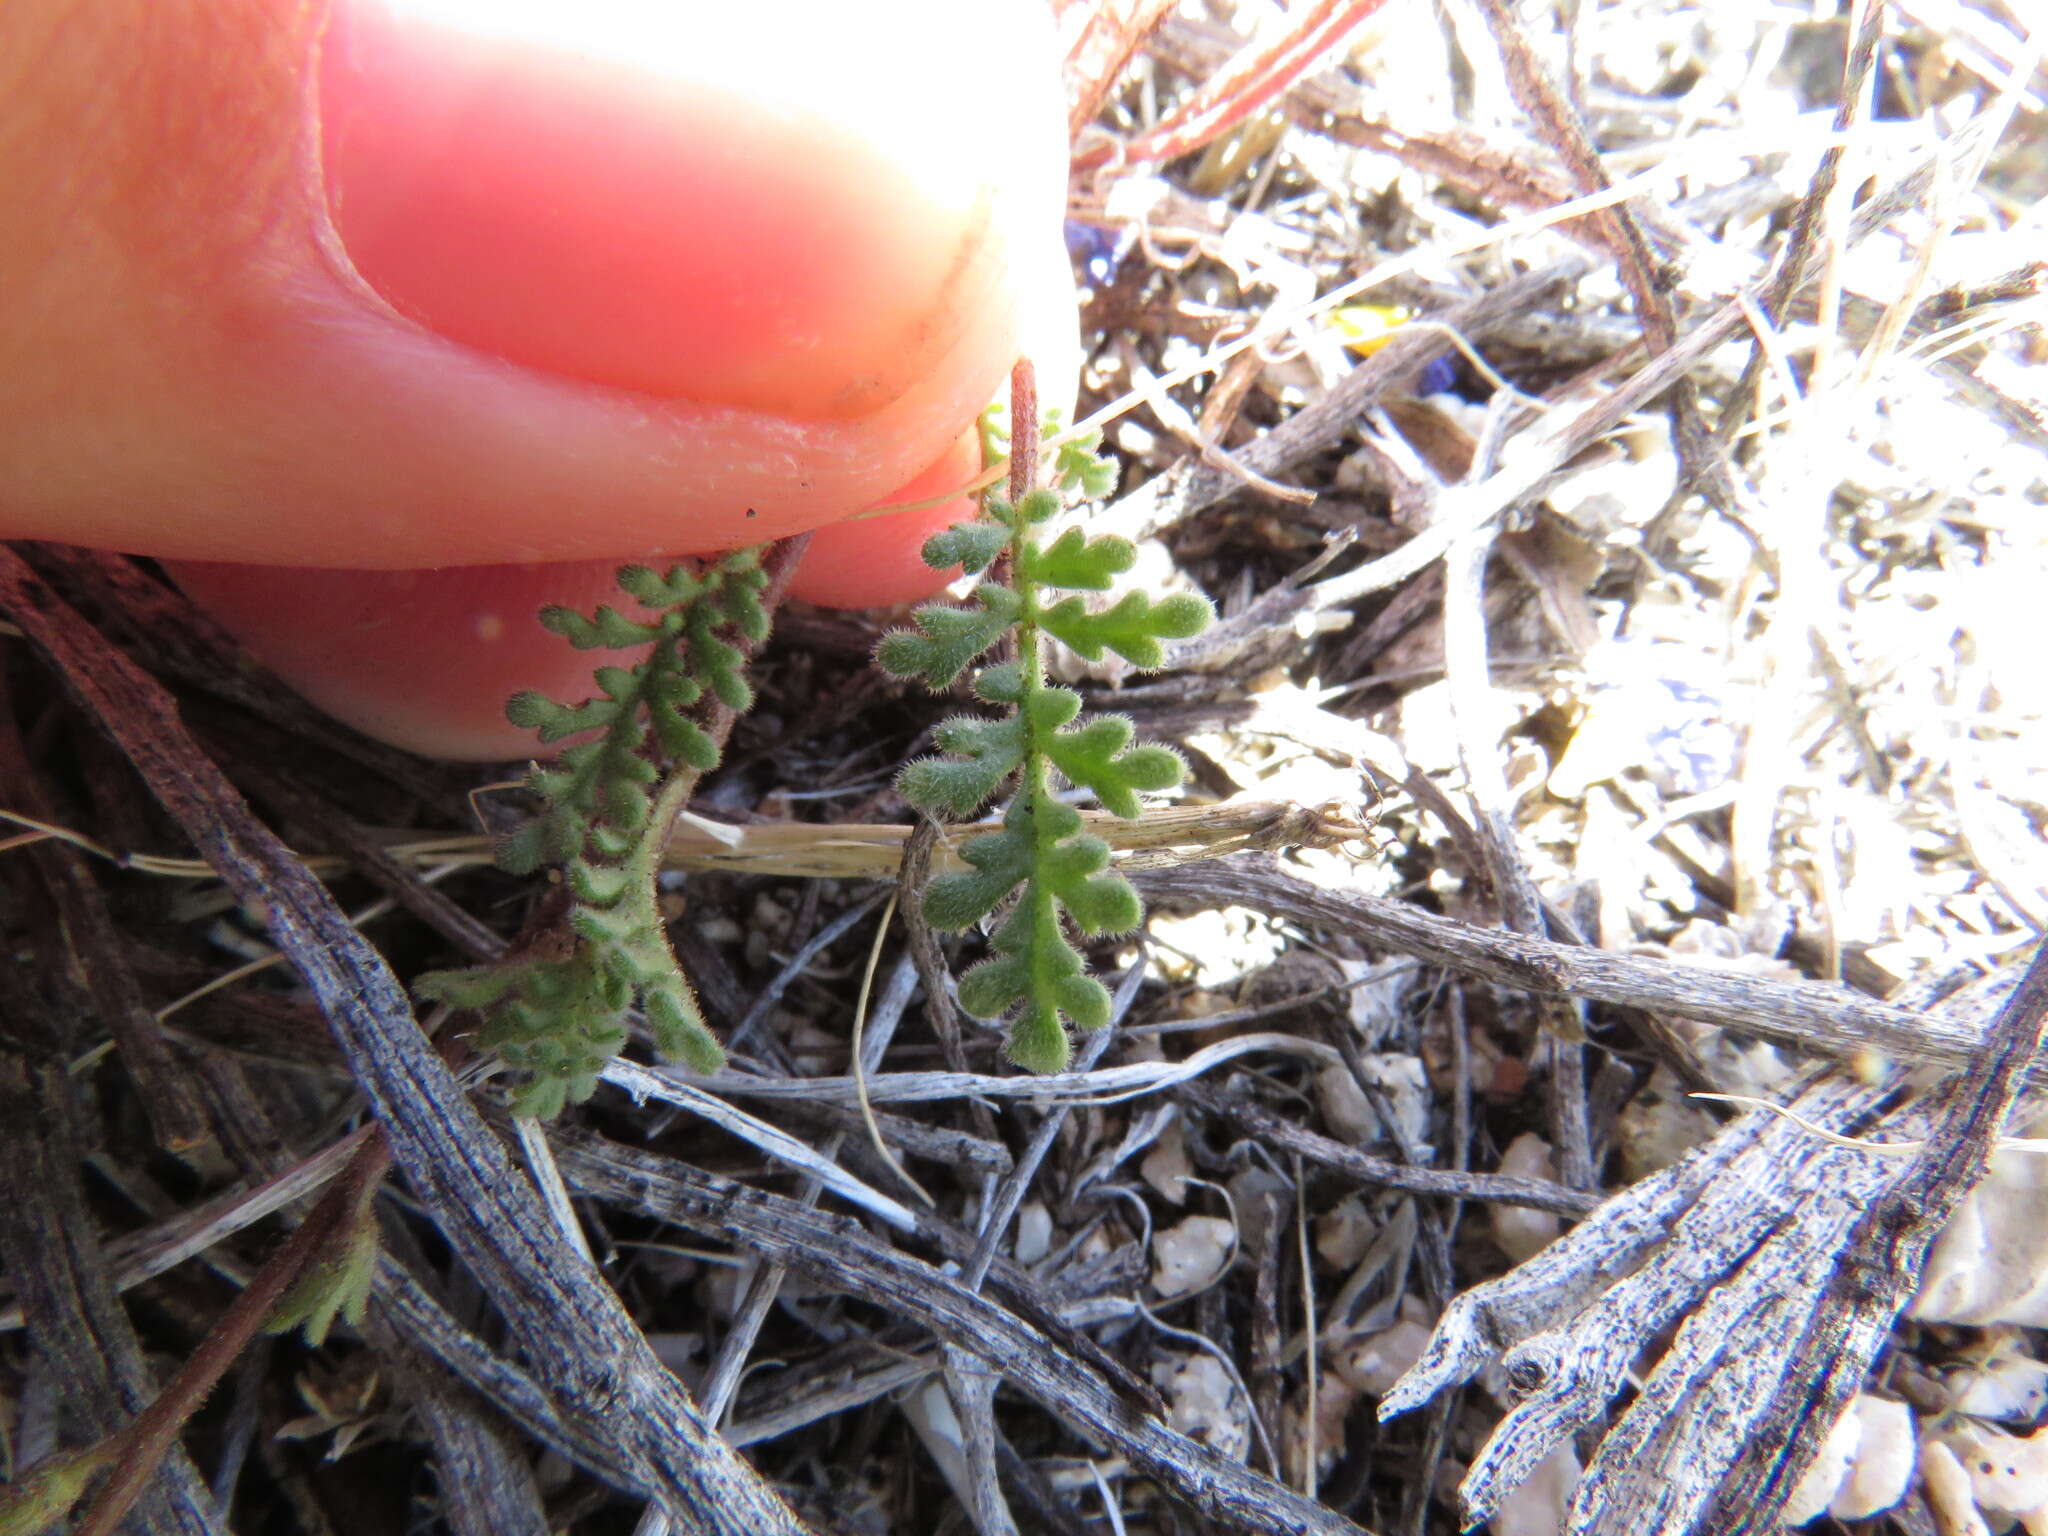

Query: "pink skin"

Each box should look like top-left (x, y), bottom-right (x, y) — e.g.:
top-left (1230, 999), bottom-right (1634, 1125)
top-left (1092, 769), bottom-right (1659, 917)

top-left (0, 0), bottom-right (1075, 757)
top-left (167, 431), bottom-right (996, 758)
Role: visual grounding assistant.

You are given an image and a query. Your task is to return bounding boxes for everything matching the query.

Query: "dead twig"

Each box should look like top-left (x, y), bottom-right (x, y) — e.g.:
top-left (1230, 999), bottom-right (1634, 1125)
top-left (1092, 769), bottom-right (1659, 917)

top-left (1136, 856), bottom-right (2024, 1078)
top-left (0, 541), bottom-right (817, 1536)
top-left (1708, 941), bottom-right (2048, 1532)
top-left (548, 1124), bottom-right (1369, 1536)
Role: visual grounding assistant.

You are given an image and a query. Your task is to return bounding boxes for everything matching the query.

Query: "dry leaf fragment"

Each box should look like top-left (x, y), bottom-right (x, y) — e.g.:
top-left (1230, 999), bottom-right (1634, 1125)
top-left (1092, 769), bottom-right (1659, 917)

top-left (1922, 1438), bottom-right (1996, 1536)
top-left (1332, 1317), bottom-right (1435, 1399)
top-left (1613, 1067), bottom-right (1719, 1180)
top-left (1914, 1111), bottom-right (2048, 1326)
top-left (1315, 1196), bottom-right (1374, 1270)
top-left (1784, 1394), bottom-right (1916, 1525)
top-left (1140, 1117), bottom-right (1193, 1204)
top-left (1014, 1200), bottom-right (1054, 1267)
top-left (1317, 1062), bottom-right (1380, 1145)
top-left (1489, 1133), bottom-right (1562, 1263)
top-left (1154, 1352), bottom-right (1251, 1463)
top-left (1938, 1423), bottom-right (2048, 1526)
top-left (1831, 1397), bottom-right (1915, 1523)
top-left (1488, 1443), bottom-right (1580, 1536)
top-left (1151, 1214), bottom-right (1236, 1297)
top-left (1950, 1344), bottom-right (2048, 1422)
top-left (1784, 1398), bottom-right (1864, 1527)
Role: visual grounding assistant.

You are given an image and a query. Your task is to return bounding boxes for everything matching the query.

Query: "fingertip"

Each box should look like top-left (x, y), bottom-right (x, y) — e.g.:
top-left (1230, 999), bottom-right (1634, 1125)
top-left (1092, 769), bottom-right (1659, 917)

top-left (0, 0), bottom-right (1069, 570)
top-left (320, 0), bottom-right (1066, 417)
top-left (786, 430), bottom-right (984, 610)
top-left (164, 558), bottom-right (650, 760)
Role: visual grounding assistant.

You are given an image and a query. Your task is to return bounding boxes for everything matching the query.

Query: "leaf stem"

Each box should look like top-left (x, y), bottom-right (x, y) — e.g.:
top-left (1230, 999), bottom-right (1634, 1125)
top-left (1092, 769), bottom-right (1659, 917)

top-left (419, 534), bottom-right (811, 1110)
top-left (71, 1134), bottom-right (392, 1536)
top-left (874, 369), bottom-right (1208, 1071)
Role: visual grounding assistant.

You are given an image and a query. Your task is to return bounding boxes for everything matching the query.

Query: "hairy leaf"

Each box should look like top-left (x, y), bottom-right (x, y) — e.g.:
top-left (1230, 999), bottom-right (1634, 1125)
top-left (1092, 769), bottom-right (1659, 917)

top-left (1054, 429), bottom-right (1120, 500)
top-left (876, 585), bottom-right (1021, 688)
top-left (1023, 527), bottom-right (1135, 590)
top-left (876, 424), bottom-right (1208, 1072)
top-left (922, 519), bottom-right (1011, 575)
top-left (1040, 589), bottom-right (1214, 668)
top-left (413, 549), bottom-right (773, 1114)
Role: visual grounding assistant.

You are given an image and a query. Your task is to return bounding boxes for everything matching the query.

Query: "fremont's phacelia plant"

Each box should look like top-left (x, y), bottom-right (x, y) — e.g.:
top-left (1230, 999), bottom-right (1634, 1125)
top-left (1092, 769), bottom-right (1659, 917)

top-left (877, 421), bottom-right (1212, 1070)
top-left (418, 550), bottom-right (769, 1117)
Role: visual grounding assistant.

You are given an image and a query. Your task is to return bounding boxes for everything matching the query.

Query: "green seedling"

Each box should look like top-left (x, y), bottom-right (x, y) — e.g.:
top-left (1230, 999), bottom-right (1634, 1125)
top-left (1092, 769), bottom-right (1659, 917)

top-left (877, 421), bottom-right (1212, 1071)
top-left (418, 549), bottom-right (771, 1116)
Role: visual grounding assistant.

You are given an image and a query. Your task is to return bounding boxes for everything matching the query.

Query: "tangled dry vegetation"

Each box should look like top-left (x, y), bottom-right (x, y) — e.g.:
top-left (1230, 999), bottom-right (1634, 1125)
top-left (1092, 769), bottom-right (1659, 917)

top-left (3, 0), bottom-right (2047, 1533)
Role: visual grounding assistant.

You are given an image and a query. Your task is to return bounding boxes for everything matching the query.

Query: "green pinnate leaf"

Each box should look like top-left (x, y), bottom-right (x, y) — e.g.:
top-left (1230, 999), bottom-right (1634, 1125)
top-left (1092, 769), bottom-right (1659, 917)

top-left (922, 519), bottom-right (1011, 574)
top-left (1000, 801), bottom-right (1137, 932)
top-left (922, 868), bottom-right (1012, 931)
top-left (494, 820), bottom-right (555, 876)
top-left (932, 712), bottom-right (1029, 766)
top-left (692, 633), bottom-right (751, 709)
top-left (719, 545), bottom-right (766, 577)
top-left (1064, 871), bottom-right (1142, 936)
top-left (1016, 489), bottom-right (1062, 525)
top-left (538, 748), bottom-right (593, 789)
top-left (648, 667), bottom-right (706, 708)
top-left (569, 901), bottom-right (651, 950)
top-left (1110, 743), bottom-right (1186, 798)
top-left (1038, 836), bottom-right (1140, 935)
top-left (595, 750), bottom-right (653, 795)
top-left (597, 781), bottom-right (652, 834)
top-left (1022, 686), bottom-right (1083, 735)
top-left (541, 603), bottom-right (657, 650)
top-left (1053, 431), bottom-right (1119, 500)
top-left (1024, 527), bottom-right (1134, 590)
top-left (416, 962), bottom-right (527, 1010)
top-left (876, 587), bottom-right (1020, 688)
top-left (957, 950), bottom-right (1033, 1020)
top-left (1007, 1000), bottom-right (1074, 1073)
top-left (651, 710), bottom-right (717, 767)
top-left (1040, 589), bottom-right (1214, 668)
top-left (606, 747), bottom-right (660, 786)
top-left (507, 690), bottom-right (578, 734)
top-left (902, 714), bottom-right (1027, 815)
top-left (953, 888), bottom-right (1112, 1072)
top-left (646, 985), bottom-right (722, 1074)
top-left (593, 665), bottom-right (639, 701)
top-left (443, 553), bottom-right (789, 1110)
top-left (566, 858), bottom-right (631, 906)
top-left (871, 409), bottom-right (1211, 1075)
top-left (267, 1205), bottom-right (379, 1346)
top-left (1051, 971), bottom-right (1114, 1032)
top-left (615, 935), bottom-right (682, 989)
top-left (538, 701), bottom-right (617, 743)
top-left (616, 562), bottom-right (704, 607)
top-left (510, 1072), bottom-right (578, 1122)
top-left (974, 662), bottom-right (1026, 705)
top-left (901, 755), bottom-right (1014, 820)
top-left (587, 823), bottom-right (636, 859)
top-left (706, 666), bottom-right (753, 713)
top-left (1043, 714), bottom-right (1183, 818)
top-left (1029, 796), bottom-right (1085, 841)
top-left (922, 824), bottom-right (1033, 930)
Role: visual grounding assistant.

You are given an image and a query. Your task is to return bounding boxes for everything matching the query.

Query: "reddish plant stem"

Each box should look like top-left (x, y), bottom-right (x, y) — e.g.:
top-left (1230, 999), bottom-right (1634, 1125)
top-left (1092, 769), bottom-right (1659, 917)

top-left (73, 1134), bottom-right (393, 1536)
top-left (1061, 0), bottom-right (1179, 143)
top-left (1076, 0), bottom-right (1391, 169)
top-left (1008, 358), bottom-right (1040, 504)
